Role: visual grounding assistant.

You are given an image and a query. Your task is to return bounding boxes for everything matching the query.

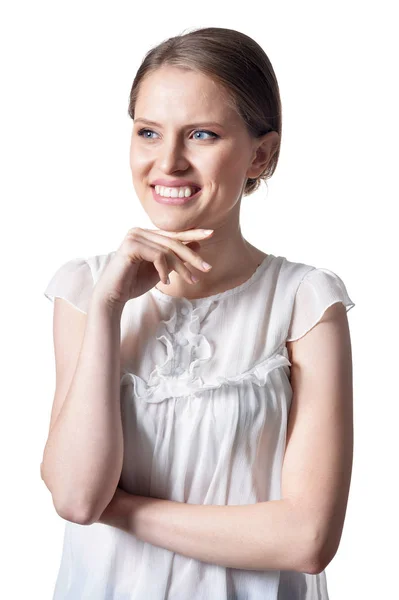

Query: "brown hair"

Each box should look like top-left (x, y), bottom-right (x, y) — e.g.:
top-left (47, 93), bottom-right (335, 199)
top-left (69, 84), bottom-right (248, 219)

top-left (128, 26), bottom-right (282, 196)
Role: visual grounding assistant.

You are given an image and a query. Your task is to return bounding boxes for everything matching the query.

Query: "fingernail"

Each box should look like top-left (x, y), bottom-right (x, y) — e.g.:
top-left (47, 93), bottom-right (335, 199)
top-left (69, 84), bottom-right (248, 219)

top-left (202, 261), bottom-right (212, 270)
top-left (201, 229), bottom-right (214, 235)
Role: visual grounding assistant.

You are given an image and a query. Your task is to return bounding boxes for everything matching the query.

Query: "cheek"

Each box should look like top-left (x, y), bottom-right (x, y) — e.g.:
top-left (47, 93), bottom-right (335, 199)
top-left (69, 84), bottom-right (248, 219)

top-left (212, 149), bottom-right (245, 176)
top-left (130, 152), bottom-right (151, 176)
top-left (212, 159), bottom-right (247, 190)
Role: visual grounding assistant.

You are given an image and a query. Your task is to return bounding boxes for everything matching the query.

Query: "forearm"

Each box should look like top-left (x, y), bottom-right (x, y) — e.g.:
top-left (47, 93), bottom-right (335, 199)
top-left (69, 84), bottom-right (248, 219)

top-left (98, 491), bottom-right (317, 573)
top-left (42, 296), bottom-right (124, 523)
top-left (131, 496), bottom-right (316, 572)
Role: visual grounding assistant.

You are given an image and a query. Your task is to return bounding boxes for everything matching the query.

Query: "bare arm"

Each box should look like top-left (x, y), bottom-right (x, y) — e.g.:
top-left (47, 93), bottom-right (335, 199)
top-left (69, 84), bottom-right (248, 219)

top-left (101, 491), bottom-right (317, 573)
top-left (41, 295), bottom-right (124, 524)
top-left (96, 302), bottom-right (353, 574)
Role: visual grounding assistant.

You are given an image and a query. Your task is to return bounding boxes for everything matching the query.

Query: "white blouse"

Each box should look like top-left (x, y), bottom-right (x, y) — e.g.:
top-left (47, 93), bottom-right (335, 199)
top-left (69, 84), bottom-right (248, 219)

top-left (44, 250), bottom-right (355, 600)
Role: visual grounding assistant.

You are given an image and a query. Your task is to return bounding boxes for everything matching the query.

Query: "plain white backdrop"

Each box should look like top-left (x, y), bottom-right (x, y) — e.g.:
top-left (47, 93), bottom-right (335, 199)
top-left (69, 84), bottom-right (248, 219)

top-left (1, 1), bottom-right (397, 598)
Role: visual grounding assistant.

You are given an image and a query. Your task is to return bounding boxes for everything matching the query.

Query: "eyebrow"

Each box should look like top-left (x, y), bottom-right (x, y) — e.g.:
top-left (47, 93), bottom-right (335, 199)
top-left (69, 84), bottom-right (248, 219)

top-left (134, 118), bottom-right (225, 129)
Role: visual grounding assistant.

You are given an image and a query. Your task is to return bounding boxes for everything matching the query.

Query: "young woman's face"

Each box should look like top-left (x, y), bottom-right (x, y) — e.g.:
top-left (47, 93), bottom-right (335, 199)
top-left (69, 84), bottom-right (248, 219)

top-left (129, 65), bottom-right (264, 233)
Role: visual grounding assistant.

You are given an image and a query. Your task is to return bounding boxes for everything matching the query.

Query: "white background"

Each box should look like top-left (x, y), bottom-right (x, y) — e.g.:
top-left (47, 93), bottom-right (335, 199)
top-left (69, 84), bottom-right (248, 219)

top-left (1, 1), bottom-right (397, 598)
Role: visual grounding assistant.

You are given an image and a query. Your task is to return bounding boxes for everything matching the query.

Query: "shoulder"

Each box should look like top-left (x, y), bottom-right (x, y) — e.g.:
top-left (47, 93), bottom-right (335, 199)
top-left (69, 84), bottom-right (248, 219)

top-left (85, 250), bottom-right (116, 280)
top-left (278, 256), bottom-right (355, 344)
top-left (44, 250), bottom-right (116, 314)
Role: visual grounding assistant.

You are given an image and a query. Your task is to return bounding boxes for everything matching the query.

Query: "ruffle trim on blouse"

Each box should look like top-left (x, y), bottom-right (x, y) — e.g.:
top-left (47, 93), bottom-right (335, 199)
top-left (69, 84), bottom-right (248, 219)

top-left (119, 263), bottom-right (292, 404)
top-left (120, 348), bottom-right (291, 404)
top-left (122, 301), bottom-right (216, 403)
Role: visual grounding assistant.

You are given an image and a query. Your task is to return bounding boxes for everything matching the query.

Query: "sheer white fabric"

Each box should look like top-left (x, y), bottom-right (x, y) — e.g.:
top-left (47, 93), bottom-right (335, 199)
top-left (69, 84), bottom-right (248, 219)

top-left (44, 251), bottom-right (355, 600)
top-left (44, 256), bottom-right (93, 314)
top-left (286, 267), bottom-right (355, 342)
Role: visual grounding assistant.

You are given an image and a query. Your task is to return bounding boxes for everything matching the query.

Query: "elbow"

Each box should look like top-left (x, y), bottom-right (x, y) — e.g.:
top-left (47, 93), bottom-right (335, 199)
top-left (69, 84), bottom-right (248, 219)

top-left (55, 497), bottom-right (95, 526)
top-left (41, 463), bottom-right (95, 525)
top-left (301, 551), bottom-right (327, 576)
top-left (300, 527), bottom-right (338, 575)
top-left (55, 490), bottom-right (110, 526)
top-left (286, 500), bottom-right (341, 575)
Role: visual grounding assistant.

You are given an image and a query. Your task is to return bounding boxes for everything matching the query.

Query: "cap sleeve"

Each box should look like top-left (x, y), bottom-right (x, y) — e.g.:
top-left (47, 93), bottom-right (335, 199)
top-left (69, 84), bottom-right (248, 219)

top-left (286, 267), bottom-right (355, 342)
top-left (44, 258), bottom-right (94, 314)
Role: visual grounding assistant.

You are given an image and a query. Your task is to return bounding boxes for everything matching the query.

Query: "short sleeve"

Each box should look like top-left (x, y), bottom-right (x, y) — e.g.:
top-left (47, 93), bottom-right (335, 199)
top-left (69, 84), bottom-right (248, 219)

top-left (44, 258), bottom-right (94, 314)
top-left (286, 267), bottom-right (355, 342)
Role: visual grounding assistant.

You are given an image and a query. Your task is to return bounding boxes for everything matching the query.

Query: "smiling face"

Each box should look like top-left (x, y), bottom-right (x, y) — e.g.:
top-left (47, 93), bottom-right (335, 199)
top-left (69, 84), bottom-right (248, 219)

top-left (129, 65), bottom-right (276, 233)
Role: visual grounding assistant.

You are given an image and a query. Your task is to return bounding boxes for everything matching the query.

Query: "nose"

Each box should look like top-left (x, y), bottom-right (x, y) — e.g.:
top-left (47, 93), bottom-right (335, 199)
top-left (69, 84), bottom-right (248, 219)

top-left (157, 136), bottom-right (189, 173)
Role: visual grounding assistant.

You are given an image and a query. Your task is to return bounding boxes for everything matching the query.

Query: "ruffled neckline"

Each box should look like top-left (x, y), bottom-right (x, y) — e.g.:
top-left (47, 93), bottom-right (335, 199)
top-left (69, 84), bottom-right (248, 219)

top-left (150, 253), bottom-right (276, 306)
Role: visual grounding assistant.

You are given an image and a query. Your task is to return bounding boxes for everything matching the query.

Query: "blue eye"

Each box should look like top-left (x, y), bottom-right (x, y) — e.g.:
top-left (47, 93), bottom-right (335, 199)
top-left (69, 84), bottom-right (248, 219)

top-left (137, 128), bottom-right (156, 139)
top-left (193, 130), bottom-right (218, 140)
top-left (137, 128), bottom-right (218, 141)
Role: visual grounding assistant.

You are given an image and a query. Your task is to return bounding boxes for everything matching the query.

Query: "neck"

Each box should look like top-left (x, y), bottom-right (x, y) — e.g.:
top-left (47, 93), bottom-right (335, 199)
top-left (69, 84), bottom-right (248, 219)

top-left (155, 228), bottom-right (267, 300)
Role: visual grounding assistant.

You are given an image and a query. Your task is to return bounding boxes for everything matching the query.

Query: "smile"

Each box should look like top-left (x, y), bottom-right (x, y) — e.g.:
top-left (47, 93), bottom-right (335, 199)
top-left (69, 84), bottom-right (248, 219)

top-left (151, 186), bottom-right (202, 206)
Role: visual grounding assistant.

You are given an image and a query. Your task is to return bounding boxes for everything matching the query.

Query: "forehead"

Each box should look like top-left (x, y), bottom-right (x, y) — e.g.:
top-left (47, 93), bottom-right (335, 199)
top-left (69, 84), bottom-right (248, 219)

top-left (135, 66), bottom-right (238, 122)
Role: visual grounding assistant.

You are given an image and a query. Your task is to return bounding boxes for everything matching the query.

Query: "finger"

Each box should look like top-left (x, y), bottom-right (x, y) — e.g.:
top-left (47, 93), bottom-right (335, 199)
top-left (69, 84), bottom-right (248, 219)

top-left (128, 235), bottom-right (201, 285)
top-left (184, 241), bottom-right (201, 249)
top-left (146, 228), bottom-right (213, 241)
top-left (123, 236), bottom-right (170, 285)
top-left (137, 229), bottom-right (212, 273)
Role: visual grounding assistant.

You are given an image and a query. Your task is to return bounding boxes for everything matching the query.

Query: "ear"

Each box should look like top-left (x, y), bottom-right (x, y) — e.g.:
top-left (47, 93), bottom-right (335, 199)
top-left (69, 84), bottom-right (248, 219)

top-left (246, 131), bottom-right (280, 179)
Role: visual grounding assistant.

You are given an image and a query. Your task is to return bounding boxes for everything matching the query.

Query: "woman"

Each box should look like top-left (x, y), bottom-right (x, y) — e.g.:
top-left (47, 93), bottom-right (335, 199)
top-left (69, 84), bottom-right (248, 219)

top-left (41, 26), bottom-right (355, 600)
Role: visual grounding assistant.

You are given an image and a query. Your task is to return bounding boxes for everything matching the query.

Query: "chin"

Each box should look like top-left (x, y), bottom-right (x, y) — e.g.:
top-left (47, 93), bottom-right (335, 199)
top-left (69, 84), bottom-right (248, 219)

top-left (146, 215), bottom-right (188, 232)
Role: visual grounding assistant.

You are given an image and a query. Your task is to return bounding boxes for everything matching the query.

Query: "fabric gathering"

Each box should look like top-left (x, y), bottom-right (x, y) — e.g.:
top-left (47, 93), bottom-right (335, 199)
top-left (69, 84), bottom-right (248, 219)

top-left (43, 250), bottom-right (355, 600)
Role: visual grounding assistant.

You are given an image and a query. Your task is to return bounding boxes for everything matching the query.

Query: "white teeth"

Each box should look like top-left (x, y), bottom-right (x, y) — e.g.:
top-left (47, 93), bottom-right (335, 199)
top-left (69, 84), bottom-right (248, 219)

top-left (154, 185), bottom-right (198, 198)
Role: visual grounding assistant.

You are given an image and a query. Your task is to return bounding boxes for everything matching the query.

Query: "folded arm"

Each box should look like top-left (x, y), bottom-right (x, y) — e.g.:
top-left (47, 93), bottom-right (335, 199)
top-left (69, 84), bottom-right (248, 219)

top-left (93, 303), bottom-right (354, 575)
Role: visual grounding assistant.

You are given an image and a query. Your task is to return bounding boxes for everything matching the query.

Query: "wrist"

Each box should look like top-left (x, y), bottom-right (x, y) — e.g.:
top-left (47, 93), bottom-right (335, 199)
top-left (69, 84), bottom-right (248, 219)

top-left (90, 291), bottom-right (125, 320)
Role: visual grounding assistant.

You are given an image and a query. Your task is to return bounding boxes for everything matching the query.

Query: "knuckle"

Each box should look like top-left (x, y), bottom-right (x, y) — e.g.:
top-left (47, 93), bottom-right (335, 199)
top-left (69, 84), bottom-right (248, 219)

top-left (126, 227), bottom-right (141, 238)
top-left (158, 247), bottom-right (172, 259)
